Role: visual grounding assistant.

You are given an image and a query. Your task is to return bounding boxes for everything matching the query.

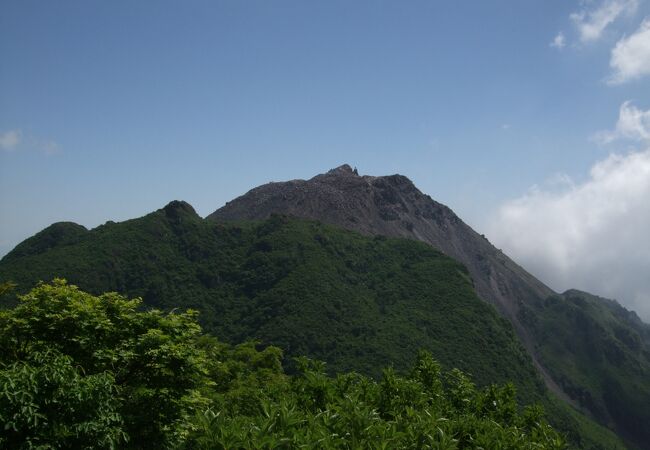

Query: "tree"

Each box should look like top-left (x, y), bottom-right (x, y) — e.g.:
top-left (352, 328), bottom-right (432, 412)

top-left (0, 279), bottom-right (209, 449)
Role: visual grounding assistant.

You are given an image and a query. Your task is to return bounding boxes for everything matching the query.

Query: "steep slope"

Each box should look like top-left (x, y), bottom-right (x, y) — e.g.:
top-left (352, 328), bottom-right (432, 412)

top-left (0, 201), bottom-right (628, 449)
top-left (208, 164), bottom-right (649, 449)
top-left (520, 289), bottom-right (650, 446)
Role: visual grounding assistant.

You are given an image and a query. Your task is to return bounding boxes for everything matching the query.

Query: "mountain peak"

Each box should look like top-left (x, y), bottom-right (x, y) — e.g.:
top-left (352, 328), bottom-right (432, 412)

top-left (207, 165), bottom-right (554, 370)
top-left (163, 200), bottom-right (198, 218)
top-left (327, 164), bottom-right (358, 176)
top-left (3, 221), bottom-right (88, 261)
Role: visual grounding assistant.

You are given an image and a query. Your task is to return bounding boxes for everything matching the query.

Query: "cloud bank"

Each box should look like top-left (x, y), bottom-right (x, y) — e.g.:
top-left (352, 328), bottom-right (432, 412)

top-left (609, 18), bottom-right (650, 84)
top-left (488, 147), bottom-right (650, 321)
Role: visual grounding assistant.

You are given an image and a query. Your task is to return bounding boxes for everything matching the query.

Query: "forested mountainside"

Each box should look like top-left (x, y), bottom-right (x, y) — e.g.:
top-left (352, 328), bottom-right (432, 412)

top-left (208, 165), bottom-right (650, 449)
top-left (520, 289), bottom-right (650, 446)
top-left (0, 201), bottom-right (625, 449)
top-left (0, 202), bottom-right (539, 393)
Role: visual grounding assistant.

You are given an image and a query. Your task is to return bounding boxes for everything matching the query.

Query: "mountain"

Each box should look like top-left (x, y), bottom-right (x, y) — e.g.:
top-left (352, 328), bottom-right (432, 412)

top-left (208, 164), bottom-right (650, 449)
top-left (208, 165), bottom-right (553, 353)
top-left (0, 201), bottom-right (625, 449)
top-left (0, 204), bottom-right (539, 389)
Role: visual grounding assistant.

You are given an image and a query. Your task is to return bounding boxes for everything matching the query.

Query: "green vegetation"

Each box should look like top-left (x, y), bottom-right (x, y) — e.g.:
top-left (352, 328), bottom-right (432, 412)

top-left (0, 203), bottom-right (630, 448)
top-left (519, 290), bottom-right (650, 448)
top-left (0, 281), bottom-right (566, 449)
top-left (188, 347), bottom-right (566, 449)
top-left (541, 395), bottom-right (628, 450)
top-left (0, 280), bottom-right (207, 449)
top-left (0, 202), bottom-right (542, 398)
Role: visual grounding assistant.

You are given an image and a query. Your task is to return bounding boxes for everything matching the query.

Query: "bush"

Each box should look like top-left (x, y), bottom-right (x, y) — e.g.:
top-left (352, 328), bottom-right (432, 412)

top-left (186, 350), bottom-right (567, 449)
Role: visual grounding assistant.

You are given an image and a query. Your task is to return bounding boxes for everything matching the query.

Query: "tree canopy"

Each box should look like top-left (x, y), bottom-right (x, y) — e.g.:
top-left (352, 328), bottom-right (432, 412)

top-left (0, 280), bottom-right (568, 449)
top-left (0, 279), bottom-right (208, 449)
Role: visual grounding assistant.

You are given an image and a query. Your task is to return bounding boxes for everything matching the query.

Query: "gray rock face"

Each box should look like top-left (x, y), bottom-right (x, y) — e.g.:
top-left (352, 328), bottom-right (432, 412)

top-left (208, 164), bottom-right (564, 393)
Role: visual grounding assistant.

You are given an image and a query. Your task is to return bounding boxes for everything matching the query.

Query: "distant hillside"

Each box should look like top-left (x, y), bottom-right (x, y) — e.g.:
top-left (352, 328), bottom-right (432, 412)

top-left (0, 201), bottom-right (627, 449)
top-left (207, 164), bottom-right (649, 449)
top-left (520, 289), bottom-right (650, 446)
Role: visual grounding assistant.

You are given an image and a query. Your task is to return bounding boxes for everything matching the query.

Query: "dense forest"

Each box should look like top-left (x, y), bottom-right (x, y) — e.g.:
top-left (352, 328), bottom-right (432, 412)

top-left (0, 202), bottom-right (630, 448)
top-left (0, 203), bottom-right (543, 394)
top-left (1, 280), bottom-right (567, 449)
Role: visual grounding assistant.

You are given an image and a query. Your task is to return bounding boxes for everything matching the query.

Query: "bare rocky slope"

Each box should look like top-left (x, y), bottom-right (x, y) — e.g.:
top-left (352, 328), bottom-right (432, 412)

top-left (209, 164), bottom-right (650, 448)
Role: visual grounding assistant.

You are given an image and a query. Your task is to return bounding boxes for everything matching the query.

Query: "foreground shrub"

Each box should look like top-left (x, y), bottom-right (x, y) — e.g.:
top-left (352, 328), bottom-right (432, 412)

top-left (186, 350), bottom-right (567, 449)
top-left (0, 279), bottom-right (209, 449)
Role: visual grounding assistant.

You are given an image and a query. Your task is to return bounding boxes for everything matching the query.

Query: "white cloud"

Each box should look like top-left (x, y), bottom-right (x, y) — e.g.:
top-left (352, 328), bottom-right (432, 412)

top-left (550, 32), bottom-right (566, 49)
top-left (488, 148), bottom-right (650, 321)
top-left (609, 18), bottom-right (650, 84)
top-left (570, 0), bottom-right (638, 43)
top-left (0, 129), bottom-right (61, 155)
top-left (0, 129), bottom-right (22, 151)
top-left (593, 101), bottom-right (650, 143)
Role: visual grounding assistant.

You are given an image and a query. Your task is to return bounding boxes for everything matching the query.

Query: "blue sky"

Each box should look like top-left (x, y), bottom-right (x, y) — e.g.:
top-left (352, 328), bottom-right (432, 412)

top-left (2, 1), bottom-right (650, 317)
